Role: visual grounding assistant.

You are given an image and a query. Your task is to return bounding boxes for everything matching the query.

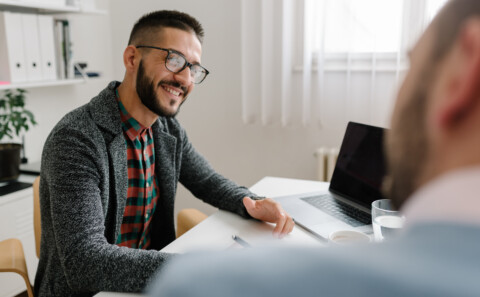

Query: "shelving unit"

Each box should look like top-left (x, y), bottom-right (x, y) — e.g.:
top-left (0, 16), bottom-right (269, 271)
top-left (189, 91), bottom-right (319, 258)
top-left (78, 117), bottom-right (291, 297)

top-left (0, 1), bottom-right (107, 90)
top-left (0, 77), bottom-right (103, 90)
top-left (0, 0), bottom-right (107, 14)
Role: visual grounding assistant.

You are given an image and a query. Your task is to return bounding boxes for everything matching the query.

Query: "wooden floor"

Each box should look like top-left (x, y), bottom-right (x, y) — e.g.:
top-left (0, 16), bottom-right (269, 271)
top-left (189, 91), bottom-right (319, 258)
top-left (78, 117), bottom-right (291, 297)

top-left (14, 291), bottom-right (28, 297)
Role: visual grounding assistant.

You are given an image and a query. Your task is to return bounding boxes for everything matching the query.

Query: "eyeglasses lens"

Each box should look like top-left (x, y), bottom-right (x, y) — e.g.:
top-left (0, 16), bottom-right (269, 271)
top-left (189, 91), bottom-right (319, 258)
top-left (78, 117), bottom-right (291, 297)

top-left (166, 52), bottom-right (207, 84)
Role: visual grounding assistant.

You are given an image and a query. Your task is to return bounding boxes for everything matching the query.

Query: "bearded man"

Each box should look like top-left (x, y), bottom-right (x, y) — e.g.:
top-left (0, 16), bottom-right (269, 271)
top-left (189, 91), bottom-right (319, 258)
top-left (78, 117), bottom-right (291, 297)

top-left (35, 10), bottom-right (293, 297)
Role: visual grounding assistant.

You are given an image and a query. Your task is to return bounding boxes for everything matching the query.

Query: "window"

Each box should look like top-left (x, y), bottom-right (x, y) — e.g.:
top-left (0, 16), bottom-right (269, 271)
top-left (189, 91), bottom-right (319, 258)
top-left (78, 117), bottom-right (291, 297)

top-left (310, 0), bottom-right (448, 54)
top-left (241, 0), bottom-right (449, 127)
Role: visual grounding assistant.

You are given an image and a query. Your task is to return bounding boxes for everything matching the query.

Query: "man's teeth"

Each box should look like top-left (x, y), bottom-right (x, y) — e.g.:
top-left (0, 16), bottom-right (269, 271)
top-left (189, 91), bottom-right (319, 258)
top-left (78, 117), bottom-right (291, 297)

top-left (165, 87), bottom-right (180, 96)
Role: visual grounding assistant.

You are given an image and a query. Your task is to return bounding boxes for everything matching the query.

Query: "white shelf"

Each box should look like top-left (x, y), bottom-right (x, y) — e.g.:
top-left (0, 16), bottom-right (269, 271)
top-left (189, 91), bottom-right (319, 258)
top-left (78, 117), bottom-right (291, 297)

top-left (0, 0), bottom-right (78, 12)
top-left (0, 1), bottom-right (107, 14)
top-left (0, 78), bottom-right (90, 90)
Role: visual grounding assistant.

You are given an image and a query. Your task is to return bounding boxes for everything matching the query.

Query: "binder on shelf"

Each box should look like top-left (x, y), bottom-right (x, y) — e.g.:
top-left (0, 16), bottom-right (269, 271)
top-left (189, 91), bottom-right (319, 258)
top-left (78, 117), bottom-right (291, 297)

top-left (0, 12), bottom-right (28, 83)
top-left (38, 15), bottom-right (58, 80)
top-left (53, 19), bottom-right (74, 79)
top-left (22, 14), bottom-right (43, 81)
top-left (53, 20), bottom-right (65, 79)
top-left (63, 20), bottom-right (74, 78)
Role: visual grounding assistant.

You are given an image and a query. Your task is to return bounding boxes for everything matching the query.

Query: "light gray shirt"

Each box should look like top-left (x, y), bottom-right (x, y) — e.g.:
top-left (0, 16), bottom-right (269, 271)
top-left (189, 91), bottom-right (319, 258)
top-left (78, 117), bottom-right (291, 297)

top-left (149, 166), bottom-right (480, 297)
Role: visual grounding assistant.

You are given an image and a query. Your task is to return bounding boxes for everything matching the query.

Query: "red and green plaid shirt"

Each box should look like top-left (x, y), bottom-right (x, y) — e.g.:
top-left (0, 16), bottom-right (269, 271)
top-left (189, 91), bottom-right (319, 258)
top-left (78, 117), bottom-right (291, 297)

top-left (115, 91), bottom-right (159, 249)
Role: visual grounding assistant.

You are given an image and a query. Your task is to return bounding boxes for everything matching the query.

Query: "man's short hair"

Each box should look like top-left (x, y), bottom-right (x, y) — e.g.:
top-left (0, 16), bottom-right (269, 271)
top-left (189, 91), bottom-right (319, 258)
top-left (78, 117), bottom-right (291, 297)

top-left (128, 10), bottom-right (204, 45)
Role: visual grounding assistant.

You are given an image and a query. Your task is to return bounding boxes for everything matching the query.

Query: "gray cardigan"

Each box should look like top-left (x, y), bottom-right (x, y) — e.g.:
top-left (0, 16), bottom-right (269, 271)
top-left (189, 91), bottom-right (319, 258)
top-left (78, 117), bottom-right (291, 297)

top-left (34, 81), bottom-right (257, 297)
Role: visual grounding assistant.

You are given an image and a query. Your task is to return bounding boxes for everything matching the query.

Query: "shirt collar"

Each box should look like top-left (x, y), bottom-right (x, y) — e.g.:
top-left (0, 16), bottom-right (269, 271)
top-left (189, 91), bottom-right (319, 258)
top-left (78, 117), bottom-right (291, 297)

top-left (115, 89), bottom-right (150, 141)
top-left (402, 165), bottom-right (480, 228)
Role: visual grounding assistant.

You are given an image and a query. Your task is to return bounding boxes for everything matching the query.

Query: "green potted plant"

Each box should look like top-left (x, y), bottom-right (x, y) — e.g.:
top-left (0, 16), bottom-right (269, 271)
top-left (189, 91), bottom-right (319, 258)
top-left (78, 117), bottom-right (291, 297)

top-left (0, 88), bottom-right (37, 182)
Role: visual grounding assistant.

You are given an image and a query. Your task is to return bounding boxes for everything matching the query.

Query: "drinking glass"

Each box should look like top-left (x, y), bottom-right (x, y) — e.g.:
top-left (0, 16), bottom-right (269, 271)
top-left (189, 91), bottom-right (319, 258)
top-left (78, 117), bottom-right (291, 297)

top-left (371, 199), bottom-right (405, 241)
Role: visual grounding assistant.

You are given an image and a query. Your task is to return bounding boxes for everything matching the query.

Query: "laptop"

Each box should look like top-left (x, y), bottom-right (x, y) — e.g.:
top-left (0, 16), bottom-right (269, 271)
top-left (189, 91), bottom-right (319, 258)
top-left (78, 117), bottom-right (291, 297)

top-left (275, 122), bottom-right (387, 240)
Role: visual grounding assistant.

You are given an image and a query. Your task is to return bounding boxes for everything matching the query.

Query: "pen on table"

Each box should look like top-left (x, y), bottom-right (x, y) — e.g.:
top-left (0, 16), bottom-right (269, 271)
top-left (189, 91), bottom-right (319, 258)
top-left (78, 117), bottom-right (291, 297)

top-left (232, 235), bottom-right (251, 248)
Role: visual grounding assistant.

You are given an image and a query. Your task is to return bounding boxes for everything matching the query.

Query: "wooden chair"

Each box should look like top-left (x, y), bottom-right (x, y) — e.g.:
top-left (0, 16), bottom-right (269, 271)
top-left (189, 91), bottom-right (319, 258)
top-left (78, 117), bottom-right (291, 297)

top-left (176, 208), bottom-right (208, 238)
top-left (0, 176), bottom-right (39, 297)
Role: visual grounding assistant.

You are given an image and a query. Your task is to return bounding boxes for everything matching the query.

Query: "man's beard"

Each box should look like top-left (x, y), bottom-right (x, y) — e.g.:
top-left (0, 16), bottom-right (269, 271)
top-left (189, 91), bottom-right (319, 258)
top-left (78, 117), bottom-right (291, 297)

top-left (136, 60), bottom-right (188, 118)
top-left (384, 76), bottom-right (430, 210)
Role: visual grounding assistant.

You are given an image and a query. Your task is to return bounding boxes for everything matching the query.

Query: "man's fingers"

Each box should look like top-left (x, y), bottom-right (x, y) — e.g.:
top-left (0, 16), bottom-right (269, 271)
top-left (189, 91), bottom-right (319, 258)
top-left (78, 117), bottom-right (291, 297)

top-left (244, 196), bottom-right (294, 237)
top-left (281, 215), bottom-right (295, 235)
top-left (272, 210), bottom-right (287, 236)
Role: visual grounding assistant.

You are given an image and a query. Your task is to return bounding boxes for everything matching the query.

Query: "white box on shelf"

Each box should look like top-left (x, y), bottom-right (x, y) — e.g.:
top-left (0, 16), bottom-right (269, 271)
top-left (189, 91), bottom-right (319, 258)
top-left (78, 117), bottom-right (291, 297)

top-left (22, 14), bottom-right (44, 81)
top-left (0, 12), bottom-right (28, 83)
top-left (40, 0), bottom-right (67, 7)
top-left (80, 0), bottom-right (96, 10)
top-left (65, 0), bottom-right (80, 8)
top-left (38, 15), bottom-right (58, 80)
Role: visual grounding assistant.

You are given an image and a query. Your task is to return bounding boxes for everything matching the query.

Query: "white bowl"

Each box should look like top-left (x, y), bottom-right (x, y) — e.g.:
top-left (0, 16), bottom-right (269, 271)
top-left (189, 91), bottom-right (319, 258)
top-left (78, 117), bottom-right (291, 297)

top-left (329, 230), bottom-right (371, 244)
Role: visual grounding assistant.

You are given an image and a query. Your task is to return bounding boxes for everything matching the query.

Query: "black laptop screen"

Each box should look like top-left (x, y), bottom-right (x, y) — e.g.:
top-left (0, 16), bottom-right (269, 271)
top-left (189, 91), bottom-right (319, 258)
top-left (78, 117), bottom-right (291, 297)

top-left (329, 122), bottom-right (387, 208)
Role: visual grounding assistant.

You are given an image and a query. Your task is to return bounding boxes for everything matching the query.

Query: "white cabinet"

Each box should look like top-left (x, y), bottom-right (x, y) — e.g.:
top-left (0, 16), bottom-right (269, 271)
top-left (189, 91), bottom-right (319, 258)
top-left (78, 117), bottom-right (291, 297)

top-left (0, 186), bottom-right (37, 297)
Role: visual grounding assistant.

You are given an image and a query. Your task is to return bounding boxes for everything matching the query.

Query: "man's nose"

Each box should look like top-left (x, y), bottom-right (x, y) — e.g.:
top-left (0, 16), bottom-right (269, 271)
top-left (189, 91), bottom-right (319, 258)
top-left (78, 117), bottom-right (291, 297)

top-left (174, 66), bottom-right (193, 87)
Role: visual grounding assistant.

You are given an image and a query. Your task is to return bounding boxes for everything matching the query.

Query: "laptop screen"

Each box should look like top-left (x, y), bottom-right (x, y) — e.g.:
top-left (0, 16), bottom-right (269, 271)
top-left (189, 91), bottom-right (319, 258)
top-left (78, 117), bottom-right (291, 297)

top-left (329, 122), bottom-right (387, 209)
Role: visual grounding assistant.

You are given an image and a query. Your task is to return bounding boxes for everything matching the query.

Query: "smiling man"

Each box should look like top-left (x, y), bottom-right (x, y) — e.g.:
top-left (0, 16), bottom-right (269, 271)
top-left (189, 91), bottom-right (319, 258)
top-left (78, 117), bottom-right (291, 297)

top-left (34, 11), bottom-right (293, 297)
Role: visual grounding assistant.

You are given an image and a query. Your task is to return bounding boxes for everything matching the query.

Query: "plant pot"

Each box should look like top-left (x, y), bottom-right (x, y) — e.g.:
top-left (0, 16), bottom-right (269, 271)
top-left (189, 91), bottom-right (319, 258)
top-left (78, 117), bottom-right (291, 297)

top-left (0, 143), bottom-right (21, 182)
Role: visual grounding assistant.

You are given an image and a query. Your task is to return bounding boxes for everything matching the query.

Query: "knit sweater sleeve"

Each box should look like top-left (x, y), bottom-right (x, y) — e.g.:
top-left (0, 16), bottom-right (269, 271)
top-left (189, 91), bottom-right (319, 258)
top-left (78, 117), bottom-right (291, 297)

top-left (177, 127), bottom-right (262, 218)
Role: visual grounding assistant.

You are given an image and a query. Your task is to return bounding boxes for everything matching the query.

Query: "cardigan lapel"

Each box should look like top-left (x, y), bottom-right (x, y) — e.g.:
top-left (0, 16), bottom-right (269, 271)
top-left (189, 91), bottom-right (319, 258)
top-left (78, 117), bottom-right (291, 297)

top-left (152, 121), bottom-right (177, 202)
top-left (108, 134), bottom-right (128, 243)
top-left (88, 81), bottom-right (128, 243)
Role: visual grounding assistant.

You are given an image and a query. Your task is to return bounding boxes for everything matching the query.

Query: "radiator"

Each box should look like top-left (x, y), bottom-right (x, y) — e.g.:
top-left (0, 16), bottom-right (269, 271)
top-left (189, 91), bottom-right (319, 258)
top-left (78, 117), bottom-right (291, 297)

top-left (314, 147), bottom-right (339, 182)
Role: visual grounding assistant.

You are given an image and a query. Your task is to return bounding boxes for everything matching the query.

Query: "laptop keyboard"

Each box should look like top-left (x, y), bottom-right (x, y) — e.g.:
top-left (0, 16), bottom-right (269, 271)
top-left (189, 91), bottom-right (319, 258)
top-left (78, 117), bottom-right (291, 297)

top-left (301, 195), bottom-right (371, 227)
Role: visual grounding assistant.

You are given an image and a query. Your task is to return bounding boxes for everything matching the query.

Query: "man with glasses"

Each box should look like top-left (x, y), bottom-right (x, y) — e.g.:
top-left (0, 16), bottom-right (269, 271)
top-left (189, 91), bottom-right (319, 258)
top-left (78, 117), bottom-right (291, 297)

top-left (35, 10), bottom-right (294, 297)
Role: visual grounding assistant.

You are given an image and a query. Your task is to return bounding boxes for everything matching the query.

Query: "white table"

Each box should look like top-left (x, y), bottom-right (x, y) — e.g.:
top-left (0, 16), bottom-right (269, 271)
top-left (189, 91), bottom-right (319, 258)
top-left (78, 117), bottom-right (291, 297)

top-left (96, 176), bottom-right (327, 297)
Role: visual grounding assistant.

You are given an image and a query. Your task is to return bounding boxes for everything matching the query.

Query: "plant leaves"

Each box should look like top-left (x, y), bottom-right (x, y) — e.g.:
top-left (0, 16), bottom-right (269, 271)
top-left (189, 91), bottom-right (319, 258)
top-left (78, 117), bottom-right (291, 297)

top-left (0, 88), bottom-right (35, 141)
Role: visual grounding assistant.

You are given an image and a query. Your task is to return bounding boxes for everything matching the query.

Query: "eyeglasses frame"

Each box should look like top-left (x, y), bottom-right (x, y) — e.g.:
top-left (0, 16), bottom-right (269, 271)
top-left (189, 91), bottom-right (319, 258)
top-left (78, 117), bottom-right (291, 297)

top-left (135, 45), bottom-right (210, 84)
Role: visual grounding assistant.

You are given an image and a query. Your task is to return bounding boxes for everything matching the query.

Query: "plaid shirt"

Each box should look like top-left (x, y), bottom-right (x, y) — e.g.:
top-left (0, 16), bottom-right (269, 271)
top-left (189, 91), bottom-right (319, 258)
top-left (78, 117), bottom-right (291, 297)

top-left (115, 91), bottom-right (159, 249)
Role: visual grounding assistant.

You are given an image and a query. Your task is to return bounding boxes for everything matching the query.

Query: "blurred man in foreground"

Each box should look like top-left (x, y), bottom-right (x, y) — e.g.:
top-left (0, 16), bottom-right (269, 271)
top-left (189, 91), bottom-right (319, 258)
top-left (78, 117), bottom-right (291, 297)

top-left (148, 0), bottom-right (480, 296)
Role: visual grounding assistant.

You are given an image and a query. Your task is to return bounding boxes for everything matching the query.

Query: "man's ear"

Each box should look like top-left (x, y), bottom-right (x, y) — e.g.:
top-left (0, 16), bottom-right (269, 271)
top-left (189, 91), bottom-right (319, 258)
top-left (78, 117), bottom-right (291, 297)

top-left (438, 18), bottom-right (480, 128)
top-left (123, 45), bottom-right (139, 71)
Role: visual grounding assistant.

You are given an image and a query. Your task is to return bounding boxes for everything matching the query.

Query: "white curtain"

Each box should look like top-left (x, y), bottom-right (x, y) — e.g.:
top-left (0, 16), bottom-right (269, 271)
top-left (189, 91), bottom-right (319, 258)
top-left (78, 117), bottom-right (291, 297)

top-left (241, 0), bottom-right (447, 128)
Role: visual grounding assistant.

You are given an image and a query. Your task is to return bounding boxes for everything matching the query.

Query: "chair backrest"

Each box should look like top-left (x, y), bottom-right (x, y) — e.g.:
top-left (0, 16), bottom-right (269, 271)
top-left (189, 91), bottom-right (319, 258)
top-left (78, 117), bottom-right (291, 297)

top-left (176, 208), bottom-right (208, 238)
top-left (33, 176), bottom-right (41, 258)
top-left (0, 238), bottom-right (34, 297)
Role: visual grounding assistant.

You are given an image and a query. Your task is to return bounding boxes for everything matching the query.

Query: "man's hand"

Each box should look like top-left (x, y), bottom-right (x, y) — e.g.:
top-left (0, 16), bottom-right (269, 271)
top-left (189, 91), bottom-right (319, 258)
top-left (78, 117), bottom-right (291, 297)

top-left (243, 197), bottom-right (295, 238)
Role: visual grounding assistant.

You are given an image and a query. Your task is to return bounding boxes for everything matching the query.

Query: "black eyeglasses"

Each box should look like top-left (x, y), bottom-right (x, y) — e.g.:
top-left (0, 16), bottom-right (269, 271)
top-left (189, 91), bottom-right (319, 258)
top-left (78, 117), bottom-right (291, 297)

top-left (136, 45), bottom-right (210, 84)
